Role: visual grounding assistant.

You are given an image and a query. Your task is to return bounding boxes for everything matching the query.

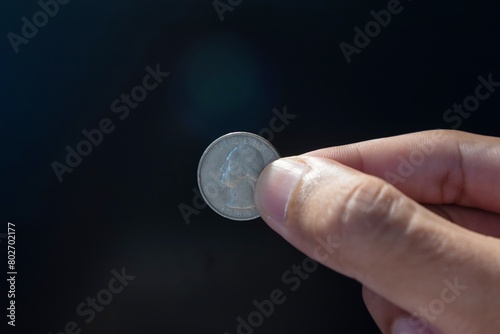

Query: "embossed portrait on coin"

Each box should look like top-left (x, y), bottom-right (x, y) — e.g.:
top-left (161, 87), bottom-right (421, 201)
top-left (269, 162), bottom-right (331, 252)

top-left (220, 144), bottom-right (265, 209)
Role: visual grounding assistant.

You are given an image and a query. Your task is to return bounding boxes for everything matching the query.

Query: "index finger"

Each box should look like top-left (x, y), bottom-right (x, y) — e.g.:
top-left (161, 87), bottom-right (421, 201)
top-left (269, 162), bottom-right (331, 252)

top-left (304, 130), bottom-right (500, 214)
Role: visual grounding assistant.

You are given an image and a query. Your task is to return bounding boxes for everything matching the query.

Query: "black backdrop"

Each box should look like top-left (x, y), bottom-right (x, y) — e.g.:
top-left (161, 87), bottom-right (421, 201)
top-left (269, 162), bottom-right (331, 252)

top-left (1, 0), bottom-right (500, 333)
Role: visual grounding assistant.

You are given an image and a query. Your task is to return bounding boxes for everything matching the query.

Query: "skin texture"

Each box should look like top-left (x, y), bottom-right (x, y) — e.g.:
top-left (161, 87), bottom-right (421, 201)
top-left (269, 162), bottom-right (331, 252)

top-left (254, 130), bottom-right (500, 334)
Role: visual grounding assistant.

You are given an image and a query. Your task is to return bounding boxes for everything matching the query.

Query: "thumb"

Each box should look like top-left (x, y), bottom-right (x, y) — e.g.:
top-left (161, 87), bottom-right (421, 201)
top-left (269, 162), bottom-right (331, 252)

top-left (254, 156), bottom-right (500, 334)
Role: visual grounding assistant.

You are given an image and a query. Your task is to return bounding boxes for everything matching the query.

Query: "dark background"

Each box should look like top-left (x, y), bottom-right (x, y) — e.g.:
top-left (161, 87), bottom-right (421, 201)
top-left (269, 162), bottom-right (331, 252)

top-left (1, 0), bottom-right (500, 333)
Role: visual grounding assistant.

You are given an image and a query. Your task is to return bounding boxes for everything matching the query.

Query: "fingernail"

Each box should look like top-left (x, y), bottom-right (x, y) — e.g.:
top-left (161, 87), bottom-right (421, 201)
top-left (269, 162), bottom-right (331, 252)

top-left (254, 158), bottom-right (308, 224)
top-left (393, 318), bottom-right (437, 334)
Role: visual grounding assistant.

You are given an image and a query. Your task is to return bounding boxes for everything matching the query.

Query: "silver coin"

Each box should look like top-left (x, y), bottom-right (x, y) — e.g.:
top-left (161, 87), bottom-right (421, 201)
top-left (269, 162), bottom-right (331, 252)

top-left (197, 132), bottom-right (280, 221)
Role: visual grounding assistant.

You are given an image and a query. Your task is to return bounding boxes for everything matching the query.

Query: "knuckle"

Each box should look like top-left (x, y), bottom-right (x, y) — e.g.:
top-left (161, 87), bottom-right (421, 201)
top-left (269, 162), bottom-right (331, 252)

top-left (336, 177), bottom-right (415, 265)
top-left (340, 177), bottom-right (400, 231)
top-left (427, 129), bottom-right (462, 140)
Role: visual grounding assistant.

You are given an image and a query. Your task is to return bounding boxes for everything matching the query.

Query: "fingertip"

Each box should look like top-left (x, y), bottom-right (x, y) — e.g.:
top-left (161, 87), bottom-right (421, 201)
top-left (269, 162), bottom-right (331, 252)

top-left (254, 157), bottom-right (308, 226)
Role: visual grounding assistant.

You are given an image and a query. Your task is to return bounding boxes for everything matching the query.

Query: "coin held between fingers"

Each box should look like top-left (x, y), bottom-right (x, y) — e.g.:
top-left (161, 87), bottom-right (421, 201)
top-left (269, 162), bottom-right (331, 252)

top-left (197, 132), bottom-right (280, 221)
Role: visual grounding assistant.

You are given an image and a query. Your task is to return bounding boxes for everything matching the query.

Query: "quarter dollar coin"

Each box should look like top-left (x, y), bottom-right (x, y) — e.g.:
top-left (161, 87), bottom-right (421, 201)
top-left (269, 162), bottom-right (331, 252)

top-left (197, 132), bottom-right (280, 221)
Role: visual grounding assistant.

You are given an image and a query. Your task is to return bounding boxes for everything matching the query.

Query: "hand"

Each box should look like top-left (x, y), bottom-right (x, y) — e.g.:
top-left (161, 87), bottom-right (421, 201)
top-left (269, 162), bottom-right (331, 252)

top-left (254, 130), bottom-right (500, 334)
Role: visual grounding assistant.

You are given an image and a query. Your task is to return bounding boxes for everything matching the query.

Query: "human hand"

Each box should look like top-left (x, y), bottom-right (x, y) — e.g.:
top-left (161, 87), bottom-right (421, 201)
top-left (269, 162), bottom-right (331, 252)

top-left (254, 130), bottom-right (500, 334)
